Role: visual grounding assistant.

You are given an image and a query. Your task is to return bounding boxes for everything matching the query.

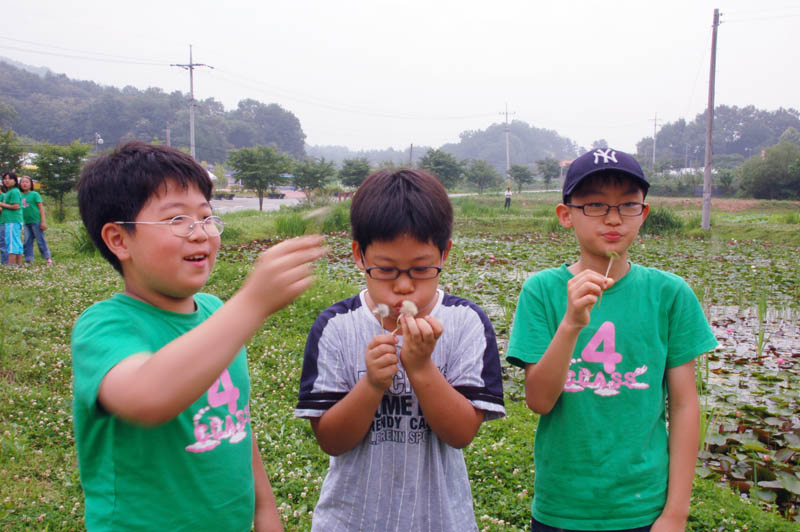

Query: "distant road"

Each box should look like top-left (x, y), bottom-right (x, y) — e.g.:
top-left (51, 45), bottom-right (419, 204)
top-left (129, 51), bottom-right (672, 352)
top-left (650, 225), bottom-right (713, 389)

top-left (211, 192), bottom-right (304, 213)
top-left (212, 188), bottom-right (559, 213)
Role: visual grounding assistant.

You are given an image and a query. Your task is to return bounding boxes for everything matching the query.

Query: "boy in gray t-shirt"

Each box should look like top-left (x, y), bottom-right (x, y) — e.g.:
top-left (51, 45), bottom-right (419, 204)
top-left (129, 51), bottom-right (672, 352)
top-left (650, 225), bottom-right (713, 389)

top-left (295, 168), bottom-right (505, 532)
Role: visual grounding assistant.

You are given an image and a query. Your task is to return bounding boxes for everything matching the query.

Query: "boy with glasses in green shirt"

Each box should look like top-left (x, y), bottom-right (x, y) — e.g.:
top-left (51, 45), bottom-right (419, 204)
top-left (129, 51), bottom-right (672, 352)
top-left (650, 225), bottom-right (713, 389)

top-left (72, 141), bottom-right (325, 531)
top-left (507, 148), bottom-right (717, 531)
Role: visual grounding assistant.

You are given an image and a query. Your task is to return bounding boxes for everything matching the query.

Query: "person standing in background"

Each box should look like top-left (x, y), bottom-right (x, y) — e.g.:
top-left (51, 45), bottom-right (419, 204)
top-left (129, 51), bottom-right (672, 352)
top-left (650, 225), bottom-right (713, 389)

top-left (19, 175), bottom-right (53, 265)
top-left (0, 172), bottom-right (24, 265)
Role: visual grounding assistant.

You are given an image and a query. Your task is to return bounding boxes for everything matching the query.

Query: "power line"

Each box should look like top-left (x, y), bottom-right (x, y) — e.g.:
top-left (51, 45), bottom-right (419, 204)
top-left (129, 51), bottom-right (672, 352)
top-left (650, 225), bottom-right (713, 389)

top-left (0, 35), bottom-right (168, 66)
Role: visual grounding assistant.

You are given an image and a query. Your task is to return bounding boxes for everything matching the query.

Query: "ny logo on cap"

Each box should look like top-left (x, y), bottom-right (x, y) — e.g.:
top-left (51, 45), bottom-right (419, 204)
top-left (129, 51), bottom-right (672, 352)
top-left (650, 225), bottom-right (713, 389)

top-left (593, 149), bottom-right (617, 164)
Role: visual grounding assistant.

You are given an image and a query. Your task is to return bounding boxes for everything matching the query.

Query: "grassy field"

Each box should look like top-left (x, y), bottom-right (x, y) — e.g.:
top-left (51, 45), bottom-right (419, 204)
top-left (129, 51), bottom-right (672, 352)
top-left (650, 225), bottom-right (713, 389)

top-left (1, 193), bottom-right (798, 531)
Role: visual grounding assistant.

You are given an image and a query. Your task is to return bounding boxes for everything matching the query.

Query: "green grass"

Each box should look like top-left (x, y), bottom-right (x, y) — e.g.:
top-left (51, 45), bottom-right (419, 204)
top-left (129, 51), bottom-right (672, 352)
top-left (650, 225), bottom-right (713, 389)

top-left (1, 194), bottom-right (799, 530)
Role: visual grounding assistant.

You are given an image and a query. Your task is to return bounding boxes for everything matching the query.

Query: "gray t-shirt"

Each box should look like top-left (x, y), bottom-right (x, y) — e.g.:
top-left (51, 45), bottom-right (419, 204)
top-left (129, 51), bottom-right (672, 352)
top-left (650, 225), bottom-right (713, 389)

top-left (295, 289), bottom-right (505, 532)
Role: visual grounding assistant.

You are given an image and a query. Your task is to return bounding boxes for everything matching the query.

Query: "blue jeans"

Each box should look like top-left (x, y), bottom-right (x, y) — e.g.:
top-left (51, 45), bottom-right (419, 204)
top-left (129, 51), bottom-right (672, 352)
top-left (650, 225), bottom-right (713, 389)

top-left (0, 223), bottom-right (6, 264)
top-left (531, 517), bottom-right (652, 532)
top-left (23, 222), bottom-right (51, 262)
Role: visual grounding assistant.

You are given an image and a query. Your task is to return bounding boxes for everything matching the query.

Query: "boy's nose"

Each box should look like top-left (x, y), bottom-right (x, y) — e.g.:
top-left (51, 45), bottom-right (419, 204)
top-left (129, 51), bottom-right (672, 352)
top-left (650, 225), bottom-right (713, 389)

top-left (392, 272), bottom-right (415, 292)
top-left (187, 225), bottom-right (210, 241)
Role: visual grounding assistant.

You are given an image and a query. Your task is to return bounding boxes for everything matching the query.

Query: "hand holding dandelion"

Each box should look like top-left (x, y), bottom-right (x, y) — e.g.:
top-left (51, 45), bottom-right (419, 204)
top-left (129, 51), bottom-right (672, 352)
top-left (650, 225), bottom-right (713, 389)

top-left (391, 300), bottom-right (418, 335)
top-left (597, 250), bottom-right (619, 307)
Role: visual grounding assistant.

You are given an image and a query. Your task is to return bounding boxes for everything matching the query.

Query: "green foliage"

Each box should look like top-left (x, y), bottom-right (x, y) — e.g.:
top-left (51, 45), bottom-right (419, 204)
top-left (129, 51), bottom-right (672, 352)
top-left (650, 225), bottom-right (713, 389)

top-left (274, 212), bottom-right (309, 237)
top-left (464, 159), bottom-right (501, 193)
top-left (641, 206), bottom-right (684, 235)
top-left (338, 157), bottom-right (371, 188)
top-left (213, 163), bottom-right (228, 188)
top-left (68, 224), bottom-right (97, 256)
top-left (418, 148), bottom-right (464, 189)
top-left (739, 141), bottom-right (800, 199)
top-left (320, 202), bottom-right (350, 234)
top-left (637, 105), bottom-right (800, 171)
top-left (508, 164), bottom-right (534, 193)
top-left (535, 157), bottom-right (561, 187)
top-left (34, 141), bottom-right (91, 218)
top-left (3, 199), bottom-right (800, 530)
top-left (455, 197), bottom-right (496, 217)
top-left (294, 157), bottom-right (336, 204)
top-left (227, 145), bottom-right (294, 210)
top-left (0, 128), bottom-right (25, 175)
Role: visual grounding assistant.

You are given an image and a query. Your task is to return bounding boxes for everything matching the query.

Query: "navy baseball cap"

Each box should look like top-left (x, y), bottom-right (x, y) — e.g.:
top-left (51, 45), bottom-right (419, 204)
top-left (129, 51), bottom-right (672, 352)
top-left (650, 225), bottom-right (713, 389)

top-left (562, 148), bottom-right (649, 202)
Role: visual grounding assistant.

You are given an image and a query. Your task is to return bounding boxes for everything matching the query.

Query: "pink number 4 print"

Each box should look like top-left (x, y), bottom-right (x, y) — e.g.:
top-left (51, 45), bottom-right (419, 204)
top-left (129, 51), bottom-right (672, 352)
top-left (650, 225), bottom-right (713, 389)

top-left (207, 369), bottom-right (240, 414)
top-left (581, 321), bottom-right (622, 374)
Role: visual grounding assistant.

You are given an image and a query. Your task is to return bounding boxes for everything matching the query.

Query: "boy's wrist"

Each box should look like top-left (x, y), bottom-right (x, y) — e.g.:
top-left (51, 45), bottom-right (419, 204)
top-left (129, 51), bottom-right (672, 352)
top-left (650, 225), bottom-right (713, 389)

top-left (403, 357), bottom-right (437, 381)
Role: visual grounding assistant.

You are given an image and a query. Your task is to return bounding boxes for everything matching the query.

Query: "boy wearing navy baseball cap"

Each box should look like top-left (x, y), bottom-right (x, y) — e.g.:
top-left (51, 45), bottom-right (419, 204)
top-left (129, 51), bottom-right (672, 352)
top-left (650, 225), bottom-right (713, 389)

top-left (507, 148), bottom-right (717, 531)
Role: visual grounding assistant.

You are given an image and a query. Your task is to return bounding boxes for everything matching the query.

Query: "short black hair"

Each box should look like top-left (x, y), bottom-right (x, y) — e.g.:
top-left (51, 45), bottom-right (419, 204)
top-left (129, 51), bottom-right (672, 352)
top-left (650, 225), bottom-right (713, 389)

top-left (2, 171), bottom-right (18, 192)
top-left (78, 141), bottom-right (213, 273)
top-left (350, 168), bottom-right (453, 253)
top-left (563, 171), bottom-right (649, 204)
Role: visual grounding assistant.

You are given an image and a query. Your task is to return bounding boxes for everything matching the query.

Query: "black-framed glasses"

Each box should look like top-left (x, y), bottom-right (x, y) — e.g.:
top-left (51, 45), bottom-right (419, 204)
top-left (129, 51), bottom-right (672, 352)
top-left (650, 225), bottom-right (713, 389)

top-left (114, 215), bottom-right (225, 237)
top-left (566, 202), bottom-right (647, 217)
top-left (361, 251), bottom-right (443, 280)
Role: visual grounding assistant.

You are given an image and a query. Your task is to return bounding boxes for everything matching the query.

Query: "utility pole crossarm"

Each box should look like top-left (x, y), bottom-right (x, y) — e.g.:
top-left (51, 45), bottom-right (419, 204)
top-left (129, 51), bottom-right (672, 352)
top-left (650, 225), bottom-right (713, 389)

top-left (499, 103), bottom-right (516, 177)
top-left (171, 45), bottom-right (213, 160)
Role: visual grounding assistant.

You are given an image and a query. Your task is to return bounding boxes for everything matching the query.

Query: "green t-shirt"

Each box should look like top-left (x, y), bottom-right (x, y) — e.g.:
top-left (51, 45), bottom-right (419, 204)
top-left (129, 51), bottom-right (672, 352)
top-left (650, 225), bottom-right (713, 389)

top-left (1, 187), bottom-right (23, 224)
top-left (507, 264), bottom-right (717, 530)
top-left (71, 293), bottom-right (255, 532)
top-left (21, 190), bottom-right (43, 224)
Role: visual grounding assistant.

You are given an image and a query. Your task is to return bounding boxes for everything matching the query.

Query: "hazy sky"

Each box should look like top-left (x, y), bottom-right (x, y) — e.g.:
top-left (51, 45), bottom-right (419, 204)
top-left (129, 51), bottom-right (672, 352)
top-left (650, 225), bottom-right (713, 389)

top-left (2, 1), bottom-right (798, 153)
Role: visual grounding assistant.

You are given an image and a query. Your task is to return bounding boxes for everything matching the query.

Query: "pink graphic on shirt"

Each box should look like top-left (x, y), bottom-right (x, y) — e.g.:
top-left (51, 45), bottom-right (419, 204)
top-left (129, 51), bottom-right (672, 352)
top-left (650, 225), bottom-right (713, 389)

top-left (581, 321), bottom-right (622, 373)
top-left (562, 321), bottom-right (650, 397)
top-left (185, 369), bottom-right (250, 453)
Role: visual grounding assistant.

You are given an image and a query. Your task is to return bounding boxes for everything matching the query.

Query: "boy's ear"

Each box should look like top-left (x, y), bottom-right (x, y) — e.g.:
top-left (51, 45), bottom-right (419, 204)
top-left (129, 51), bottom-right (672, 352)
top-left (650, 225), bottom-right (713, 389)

top-left (101, 222), bottom-right (132, 263)
top-left (555, 203), bottom-right (573, 229)
top-left (441, 239), bottom-right (453, 263)
top-left (640, 203), bottom-right (651, 223)
top-left (352, 241), bottom-right (365, 271)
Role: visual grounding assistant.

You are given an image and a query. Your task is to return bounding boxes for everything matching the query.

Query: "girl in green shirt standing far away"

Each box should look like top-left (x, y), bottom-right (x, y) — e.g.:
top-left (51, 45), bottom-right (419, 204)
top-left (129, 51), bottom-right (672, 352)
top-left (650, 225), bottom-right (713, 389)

top-left (0, 171), bottom-right (25, 266)
top-left (19, 175), bottom-right (53, 265)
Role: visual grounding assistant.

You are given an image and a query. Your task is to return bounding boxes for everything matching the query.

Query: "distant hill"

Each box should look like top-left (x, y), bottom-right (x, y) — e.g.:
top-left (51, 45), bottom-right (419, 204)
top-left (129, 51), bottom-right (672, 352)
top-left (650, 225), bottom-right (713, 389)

top-left (441, 120), bottom-right (579, 172)
top-left (0, 60), bottom-right (305, 164)
top-left (306, 144), bottom-right (434, 167)
top-left (0, 56), bottom-right (51, 77)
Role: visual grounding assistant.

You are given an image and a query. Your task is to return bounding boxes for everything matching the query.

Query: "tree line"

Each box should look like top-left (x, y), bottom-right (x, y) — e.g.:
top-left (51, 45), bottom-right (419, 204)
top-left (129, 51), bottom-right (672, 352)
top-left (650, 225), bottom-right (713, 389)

top-left (0, 60), bottom-right (305, 164)
top-left (636, 105), bottom-right (800, 171)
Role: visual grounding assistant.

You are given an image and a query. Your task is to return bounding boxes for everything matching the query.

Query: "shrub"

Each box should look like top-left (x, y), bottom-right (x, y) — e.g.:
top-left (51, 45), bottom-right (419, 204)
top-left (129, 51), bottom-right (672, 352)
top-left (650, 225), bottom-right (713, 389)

top-left (641, 206), bottom-right (683, 235)
top-left (68, 224), bottom-right (97, 256)
top-left (275, 212), bottom-right (309, 237)
top-left (320, 202), bottom-right (350, 234)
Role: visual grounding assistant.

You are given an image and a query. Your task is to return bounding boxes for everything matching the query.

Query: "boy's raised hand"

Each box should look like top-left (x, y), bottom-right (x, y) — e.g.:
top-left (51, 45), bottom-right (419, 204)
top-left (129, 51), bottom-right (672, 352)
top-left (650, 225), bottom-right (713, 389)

top-left (242, 235), bottom-right (327, 319)
top-left (563, 269), bottom-right (614, 329)
top-left (398, 315), bottom-right (443, 373)
top-left (364, 333), bottom-right (399, 391)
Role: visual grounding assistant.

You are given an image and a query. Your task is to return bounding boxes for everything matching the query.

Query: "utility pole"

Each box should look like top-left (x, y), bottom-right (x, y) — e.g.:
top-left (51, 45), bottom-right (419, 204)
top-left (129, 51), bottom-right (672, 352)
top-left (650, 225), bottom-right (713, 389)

top-left (171, 45), bottom-right (212, 159)
top-left (165, 122), bottom-right (171, 147)
top-left (409, 143), bottom-right (413, 166)
top-left (499, 103), bottom-right (516, 177)
top-left (651, 113), bottom-right (661, 172)
top-left (702, 8), bottom-right (720, 230)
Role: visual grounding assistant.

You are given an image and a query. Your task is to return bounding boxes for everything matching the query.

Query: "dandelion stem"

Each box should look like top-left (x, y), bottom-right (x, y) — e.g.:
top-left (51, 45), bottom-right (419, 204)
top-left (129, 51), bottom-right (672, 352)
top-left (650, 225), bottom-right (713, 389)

top-left (597, 251), bottom-right (619, 307)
